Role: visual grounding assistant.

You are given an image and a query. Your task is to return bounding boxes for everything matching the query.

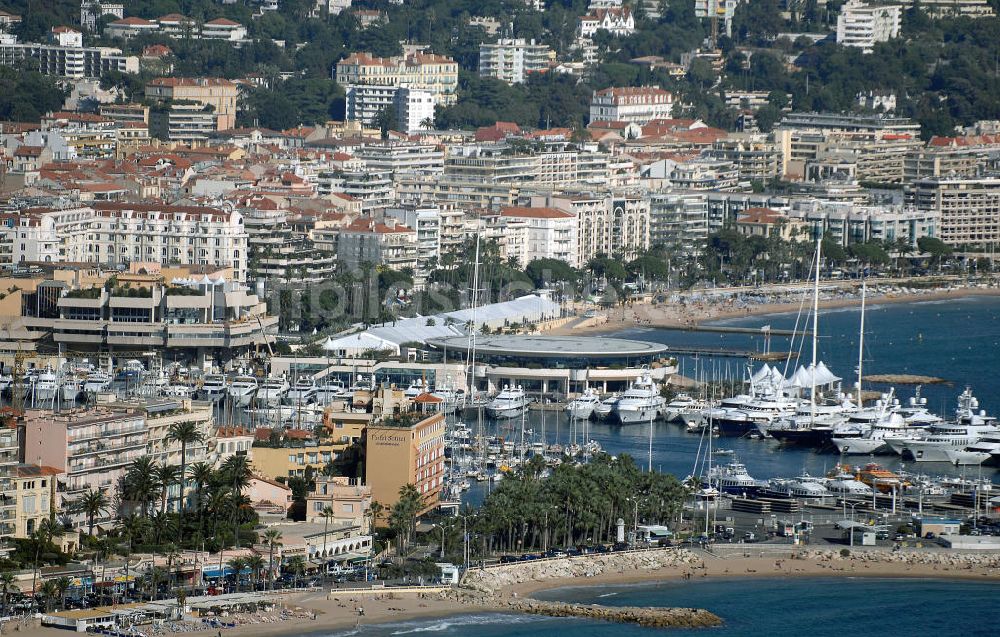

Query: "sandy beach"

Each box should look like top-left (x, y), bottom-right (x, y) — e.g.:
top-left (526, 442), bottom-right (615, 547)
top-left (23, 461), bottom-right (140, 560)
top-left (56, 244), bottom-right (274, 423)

top-left (552, 282), bottom-right (1000, 336)
top-left (507, 552), bottom-right (1000, 597)
top-left (18, 549), bottom-right (1000, 637)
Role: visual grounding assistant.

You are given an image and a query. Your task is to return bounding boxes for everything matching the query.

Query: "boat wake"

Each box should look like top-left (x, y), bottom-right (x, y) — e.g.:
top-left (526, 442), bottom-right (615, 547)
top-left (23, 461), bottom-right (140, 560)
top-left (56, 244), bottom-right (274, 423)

top-left (388, 613), bottom-right (543, 634)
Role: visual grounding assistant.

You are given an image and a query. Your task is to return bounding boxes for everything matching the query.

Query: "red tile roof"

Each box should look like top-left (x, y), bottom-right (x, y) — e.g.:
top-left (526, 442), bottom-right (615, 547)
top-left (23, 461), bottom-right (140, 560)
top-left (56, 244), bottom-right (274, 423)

top-left (500, 206), bottom-right (574, 220)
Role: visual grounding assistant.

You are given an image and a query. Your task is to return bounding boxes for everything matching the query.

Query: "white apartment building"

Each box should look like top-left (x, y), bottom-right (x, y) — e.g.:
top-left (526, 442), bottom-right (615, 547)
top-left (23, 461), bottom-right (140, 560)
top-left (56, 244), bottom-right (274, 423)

top-left (788, 199), bottom-right (939, 247)
top-left (528, 192), bottom-right (649, 263)
top-left (836, 0), bottom-right (901, 52)
top-left (650, 192), bottom-right (709, 256)
top-left (344, 84), bottom-right (436, 133)
top-left (497, 206), bottom-right (580, 268)
top-left (479, 38), bottom-right (554, 84)
top-left (395, 85), bottom-right (436, 133)
top-left (590, 87), bottom-right (673, 125)
top-left (0, 31), bottom-right (137, 78)
top-left (908, 177), bottom-right (1000, 245)
top-left (354, 142), bottom-right (444, 175)
top-left (384, 206), bottom-right (441, 285)
top-left (81, 0), bottom-right (124, 31)
top-left (2, 203), bottom-right (248, 281)
top-left (335, 51), bottom-right (458, 106)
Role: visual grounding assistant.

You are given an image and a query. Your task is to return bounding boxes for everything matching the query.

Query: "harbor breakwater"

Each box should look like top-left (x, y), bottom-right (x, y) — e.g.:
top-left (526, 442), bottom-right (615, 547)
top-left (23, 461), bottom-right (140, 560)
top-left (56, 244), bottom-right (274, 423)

top-left (452, 548), bottom-right (721, 628)
top-left (462, 548), bottom-right (705, 594)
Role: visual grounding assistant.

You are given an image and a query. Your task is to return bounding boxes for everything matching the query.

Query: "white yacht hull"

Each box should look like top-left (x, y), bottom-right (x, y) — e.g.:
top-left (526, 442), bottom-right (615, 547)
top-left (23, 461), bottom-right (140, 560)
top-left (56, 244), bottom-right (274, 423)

top-left (831, 437), bottom-right (888, 455)
top-left (286, 391), bottom-right (316, 404)
top-left (894, 440), bottom-right (960, 462)
top-left (33, 385), bottom-right (58, 403)
top-left (229, 390), bottom-right (256, 407)
top-left (566, 404), bottom-right (595, 420)
top-left (62, 383), bottom-right (82, 402)
top-left (945, 449), bottom-right (991, 466)
top-left (486, 405), bottom-right (524, 420)
top-left (258, 390), bottom-right (286, 407)
top-left (615, 405), bottom-right (659, 425)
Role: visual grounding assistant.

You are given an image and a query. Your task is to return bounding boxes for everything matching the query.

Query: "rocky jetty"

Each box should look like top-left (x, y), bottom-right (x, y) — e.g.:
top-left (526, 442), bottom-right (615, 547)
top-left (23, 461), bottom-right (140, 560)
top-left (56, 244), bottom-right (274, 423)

top-left (451, 549), bottom-right (720, 629)
top-left (801, 548), bottom-right (1000, 569)
top-left (507, 598), bottom-right (721, 628)
top-left (463, 548), bottom-right (703, 594)
top-left (445, 588), bottom-right (721, 629)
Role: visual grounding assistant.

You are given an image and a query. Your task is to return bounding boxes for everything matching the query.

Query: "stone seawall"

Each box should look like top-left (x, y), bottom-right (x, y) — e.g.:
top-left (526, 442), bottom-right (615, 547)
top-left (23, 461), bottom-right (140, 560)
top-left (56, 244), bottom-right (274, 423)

top-left (463, 548), bottom-right (703, 594)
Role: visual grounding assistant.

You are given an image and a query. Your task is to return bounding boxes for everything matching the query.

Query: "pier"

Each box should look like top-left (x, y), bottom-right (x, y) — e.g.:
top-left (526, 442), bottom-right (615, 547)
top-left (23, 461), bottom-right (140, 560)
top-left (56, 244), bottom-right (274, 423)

top-left (652, 324), bottom-right (811, 337)
top-left (664, 345), bottom-right (798, 361)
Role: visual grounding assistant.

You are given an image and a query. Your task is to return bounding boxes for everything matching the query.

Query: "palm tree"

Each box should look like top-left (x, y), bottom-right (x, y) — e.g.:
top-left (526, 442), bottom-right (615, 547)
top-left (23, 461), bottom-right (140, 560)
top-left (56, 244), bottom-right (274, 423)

top-left (53, 576), bottom-right (71, 611)
top-left (285, 555), bottom-right (306, 589)
top-left (246, 554), bottom-right (265, 591)
top-left (72, 488), bottom-right (109, 538)
top-left (0, 572), bottom-right (16, 615)
top-left (366, 500), bottom-right (384, 535)
top-left (221, 455), bottom-right (251, 547)
top-left (389, 484), bottom-right (423, 553)
top-left (228, 557), bottom-right (248, 593)
top-left (320, 506), bottom-right (335, 558)
top-left (122, 456), bottom-right (159, 516)
top-left (155, 464), bottom-right (180, 515)
top-left (420, 116), bottom-right (435, 131)
top-left (30, 518), bottom-right (64, 596)
top-left (166, 421), bottom-right (204, 516)
top-left (262, 529), bottom-right (282, 591)
top-left (39, 580), bottom-right (58, 613)
top-left (188, 462), bottom-right (215, 511)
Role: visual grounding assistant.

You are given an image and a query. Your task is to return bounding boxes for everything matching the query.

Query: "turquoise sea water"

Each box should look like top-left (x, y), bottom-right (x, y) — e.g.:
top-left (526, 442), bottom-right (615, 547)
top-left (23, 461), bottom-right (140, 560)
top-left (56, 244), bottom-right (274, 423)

top-left (318, 577), bottom-right (1000, 636)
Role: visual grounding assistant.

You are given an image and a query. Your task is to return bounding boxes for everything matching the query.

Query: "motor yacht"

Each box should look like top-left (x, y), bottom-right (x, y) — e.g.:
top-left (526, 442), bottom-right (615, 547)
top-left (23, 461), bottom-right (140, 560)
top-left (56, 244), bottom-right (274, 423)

top-left (199, 374), bottom-right (229, 401)
top-left (614, 373), bottom-right (665, 425)
top-left (286, 377), bottom-right (317, 404)
top-left (314, 377), bottom-right (347, 405)
top-left (32, 367), bottom-right (59, 403)
top-left (258, 376), bottom-right (290, 407)
top-left (565, 388), bottom-right (599, 420)
top-left (486, 385), bottom-right (527, 419)
top-left (593, 393), bottom-right (619, 420)
top-left (83, 371), bottom-right (112, 394)
top-left (228, 375), bottom-right (259, 407)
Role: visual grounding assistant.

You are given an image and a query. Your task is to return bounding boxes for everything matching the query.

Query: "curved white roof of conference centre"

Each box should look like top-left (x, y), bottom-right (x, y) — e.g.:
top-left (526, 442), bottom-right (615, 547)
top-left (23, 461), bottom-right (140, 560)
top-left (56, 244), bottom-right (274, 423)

top-left (426, 335), bottom-right (668, 359)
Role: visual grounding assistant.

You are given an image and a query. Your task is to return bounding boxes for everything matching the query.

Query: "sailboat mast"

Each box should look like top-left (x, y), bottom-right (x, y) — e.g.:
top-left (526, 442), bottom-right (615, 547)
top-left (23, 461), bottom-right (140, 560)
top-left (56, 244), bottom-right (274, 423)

top-left (810, 237), bottom-right (821, 423)
top-left (856, 279), bottom-right (866, 408)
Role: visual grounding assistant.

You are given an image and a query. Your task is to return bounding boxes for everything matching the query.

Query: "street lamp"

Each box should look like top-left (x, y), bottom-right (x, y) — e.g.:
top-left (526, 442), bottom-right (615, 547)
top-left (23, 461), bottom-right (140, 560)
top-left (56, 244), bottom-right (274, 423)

top-left (847, 501), bottom-right (862, 547)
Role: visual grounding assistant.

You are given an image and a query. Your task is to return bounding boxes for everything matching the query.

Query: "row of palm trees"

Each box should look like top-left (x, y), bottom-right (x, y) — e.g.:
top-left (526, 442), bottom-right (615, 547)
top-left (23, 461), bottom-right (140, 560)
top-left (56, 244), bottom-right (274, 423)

top-left (69, 427), bottom-right (255, 554)
top-left (474, 454), bottom-right (687, 555)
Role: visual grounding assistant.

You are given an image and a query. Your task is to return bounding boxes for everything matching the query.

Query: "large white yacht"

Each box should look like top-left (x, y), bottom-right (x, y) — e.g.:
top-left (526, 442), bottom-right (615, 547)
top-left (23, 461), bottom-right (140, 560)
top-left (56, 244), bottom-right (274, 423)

top-left (663, 393), bottom-right (698, 422)
top-left (228, 375), bottom-right (259, 407)
top-left (33, 368), bottom-right (59, 403)
top-left (200, 374), bottom-right (229, 401)
top-left (565, 388), bottom-right (600, 420)
top-left (83, 370), bottom-right (112, 394)
top-left (614, 373), bottom-right (666, 425)
top-left (286, 377), bottom-right (317, 404)
top-left (314, 377), bottom-right (347, 404)
top-left (486, 385), bottom-right (527, 419)
top-left (258, 376), bottom-right (290, 407)
top-left (887, 389), bottom-right (998, 462)
top-left (593, 393), bottom-right (619, 420)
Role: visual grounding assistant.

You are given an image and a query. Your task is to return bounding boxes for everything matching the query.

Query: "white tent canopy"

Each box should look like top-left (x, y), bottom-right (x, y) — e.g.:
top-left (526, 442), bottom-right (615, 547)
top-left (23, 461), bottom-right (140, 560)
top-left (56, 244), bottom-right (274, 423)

top-left (783, 362), bottom-right (841, 389)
